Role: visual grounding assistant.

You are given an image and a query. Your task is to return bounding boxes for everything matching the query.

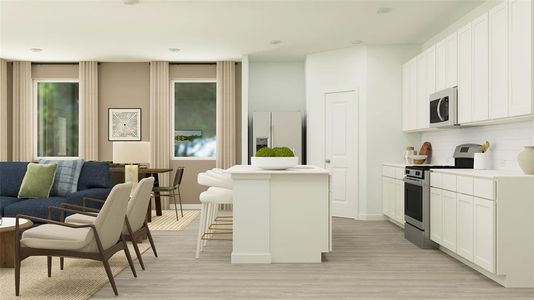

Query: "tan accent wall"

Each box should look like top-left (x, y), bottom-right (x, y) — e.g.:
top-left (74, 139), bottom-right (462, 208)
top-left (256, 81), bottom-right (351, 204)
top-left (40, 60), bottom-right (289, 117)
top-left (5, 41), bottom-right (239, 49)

top-left (6, 62), bottom-right (13, 161)
top-left (31, 64), bottom-right (79, 79)
top-left (98, 62), bottom-right (150, 161)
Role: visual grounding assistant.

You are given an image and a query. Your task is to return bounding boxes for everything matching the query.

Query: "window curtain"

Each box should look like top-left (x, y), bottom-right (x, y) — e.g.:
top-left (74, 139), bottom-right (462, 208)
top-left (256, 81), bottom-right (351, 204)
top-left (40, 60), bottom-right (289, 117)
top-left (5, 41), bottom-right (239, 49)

top-left (216, 61), bottom-right (237, 169)
top-left (12, 61), bottom-right (33, 162)
top-left (149, 61), bottom-right (171, 207)
top-left (79, 61), bottom-right (99, 160)
top-left (0, 59), bottom-right (7, 161)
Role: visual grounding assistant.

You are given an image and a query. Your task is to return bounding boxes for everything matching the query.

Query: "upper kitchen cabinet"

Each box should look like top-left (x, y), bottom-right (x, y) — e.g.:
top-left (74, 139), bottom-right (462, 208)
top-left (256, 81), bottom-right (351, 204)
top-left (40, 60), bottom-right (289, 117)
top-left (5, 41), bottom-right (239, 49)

top-left (457, 23), bottom-right (472, 124)
top-left (471, 13), bottom-right (490, 122)
top-left (489, 2), bottom-right (509, 119)
top-left (508, 0), bottom-right (532, 117)
top-left (402, 58), bottom-right (417, 131)
top-left (436, 32), bottom-right (458, 91)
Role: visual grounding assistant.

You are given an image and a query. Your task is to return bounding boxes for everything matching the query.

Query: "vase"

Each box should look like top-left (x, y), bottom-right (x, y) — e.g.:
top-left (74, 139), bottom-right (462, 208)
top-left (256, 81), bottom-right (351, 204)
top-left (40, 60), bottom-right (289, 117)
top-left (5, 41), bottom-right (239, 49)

top-left (517, 146), bottom-right (534, 174)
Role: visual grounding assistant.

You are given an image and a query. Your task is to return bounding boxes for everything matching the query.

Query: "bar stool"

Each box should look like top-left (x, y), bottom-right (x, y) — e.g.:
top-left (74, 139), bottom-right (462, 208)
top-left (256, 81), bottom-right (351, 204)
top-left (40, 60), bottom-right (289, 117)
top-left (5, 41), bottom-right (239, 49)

top-left (195, 186), bottom-right (233, 258)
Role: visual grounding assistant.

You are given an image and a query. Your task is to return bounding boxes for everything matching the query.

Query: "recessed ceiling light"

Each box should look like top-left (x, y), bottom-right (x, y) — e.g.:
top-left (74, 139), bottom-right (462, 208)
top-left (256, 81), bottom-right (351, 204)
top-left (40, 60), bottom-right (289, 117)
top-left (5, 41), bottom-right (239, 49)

top-left (169, 48), bottom-right (181, 52)
top-left (351, 40), bottom-right (363, 45)
top-left (270, 40), bottom-right (282, 45)
top-left (124, 0), bottom-right (139, 5)
top-left (29, 48), bottom-right (43, 52)
top-left (376, 7), bottom-right (392, 14)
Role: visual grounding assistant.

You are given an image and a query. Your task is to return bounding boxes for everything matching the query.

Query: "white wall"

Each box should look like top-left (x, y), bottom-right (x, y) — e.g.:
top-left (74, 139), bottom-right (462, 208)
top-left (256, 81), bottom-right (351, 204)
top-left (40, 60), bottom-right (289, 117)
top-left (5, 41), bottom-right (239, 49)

top-left (248, 61), bottom-right (306, 159)
top-left (305, 45), bottom-right (420, 219)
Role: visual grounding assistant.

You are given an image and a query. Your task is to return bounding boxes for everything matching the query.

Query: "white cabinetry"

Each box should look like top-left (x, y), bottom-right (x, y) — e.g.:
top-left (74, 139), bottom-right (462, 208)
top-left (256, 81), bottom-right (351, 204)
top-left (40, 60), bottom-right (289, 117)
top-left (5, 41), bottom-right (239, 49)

top-left (441, 190), bottom-right (457, 252)
top-left (402, 59), bottom-right (417, 131)
top-left (489, 2), bottom-right (509, 119)
top-left (508, 0), bottom-right (532, 117)
top-left (430, 187), bottom-right (443, 243)
top-left (457, 23), bottom-right (472, 124)
top-left (436, 33), bottom-right (458, 91)
top-left (382, 165), bottom-right (405, 226)
top-left (457, 193), bottom-right (474, 261)
top-left (474, 196), bottom-right (495, 273)
top-left (472, 13), bottom-right (490, 122)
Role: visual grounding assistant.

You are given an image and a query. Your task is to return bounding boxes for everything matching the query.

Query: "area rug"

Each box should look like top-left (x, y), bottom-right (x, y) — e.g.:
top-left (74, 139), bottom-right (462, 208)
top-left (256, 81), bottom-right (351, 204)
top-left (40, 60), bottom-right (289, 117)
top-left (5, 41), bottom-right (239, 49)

top-left (148, 209), bottom-right (199, 231)
top-left (0, 243), bottom-right (150, 300)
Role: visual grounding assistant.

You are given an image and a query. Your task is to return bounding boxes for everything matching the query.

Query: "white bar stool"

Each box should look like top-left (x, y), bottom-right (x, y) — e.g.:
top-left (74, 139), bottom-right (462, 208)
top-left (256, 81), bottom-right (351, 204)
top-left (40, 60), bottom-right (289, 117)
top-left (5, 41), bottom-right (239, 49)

top-left (195, 186), bottom-right (233, 258)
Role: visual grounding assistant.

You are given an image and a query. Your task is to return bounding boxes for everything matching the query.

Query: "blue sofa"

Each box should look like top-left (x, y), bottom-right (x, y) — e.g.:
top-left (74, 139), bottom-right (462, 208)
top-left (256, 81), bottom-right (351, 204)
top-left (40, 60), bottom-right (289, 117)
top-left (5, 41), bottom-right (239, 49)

top-left (0, 161), bottom-right (112, 222)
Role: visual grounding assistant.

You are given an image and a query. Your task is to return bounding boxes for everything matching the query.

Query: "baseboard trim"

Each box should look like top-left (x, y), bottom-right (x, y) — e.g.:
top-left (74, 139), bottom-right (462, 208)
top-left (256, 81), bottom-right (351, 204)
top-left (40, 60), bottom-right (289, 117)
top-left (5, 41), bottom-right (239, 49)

top-left (169, 204), bottom-right (201, 210)
top-left (358, 214), bottom-right (387, 221)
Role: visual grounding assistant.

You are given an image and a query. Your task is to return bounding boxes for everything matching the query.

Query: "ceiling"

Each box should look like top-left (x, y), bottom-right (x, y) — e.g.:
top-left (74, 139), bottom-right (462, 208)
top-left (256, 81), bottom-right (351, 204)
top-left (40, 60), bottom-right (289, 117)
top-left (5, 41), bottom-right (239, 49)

top-left (0, 0), bottom-right (484, 62)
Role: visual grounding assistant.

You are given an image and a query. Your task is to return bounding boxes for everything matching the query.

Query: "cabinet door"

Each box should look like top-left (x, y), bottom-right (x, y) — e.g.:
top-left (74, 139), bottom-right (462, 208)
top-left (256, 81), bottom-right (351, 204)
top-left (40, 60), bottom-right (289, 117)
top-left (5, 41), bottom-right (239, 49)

top-left (457, 194), bottom-right (474, 262)
top-left (430, 188), bottom-right (443, 243)
top-left (382, 177), bottom-right (395, 218)
top-left (436, 40), bottom-right (446, 91)
top-left (408, 58), bottom-right (418, 130)
top-left (458, 23), bottom-right (473, 124)
top-left (474, 197), bottom-right (495, 273)
top-left (394, 179), bottom-right (405, 224)
top-left (402, 63), bottom-right (410, 131)
top-left (426, 46), bottom-right (437, 96)
top-left (416, 54), bottom-right (428, 130)
top-left (472, 13), bottom-right (490, 122)
top-left (445, 33), bottom-right (458, 88)
top-left (442, 190), bottom-right (457, 252)
top-left (509, 0), bottom-right (532, 116)
top-left (489, 1), bottom-right (509, 119)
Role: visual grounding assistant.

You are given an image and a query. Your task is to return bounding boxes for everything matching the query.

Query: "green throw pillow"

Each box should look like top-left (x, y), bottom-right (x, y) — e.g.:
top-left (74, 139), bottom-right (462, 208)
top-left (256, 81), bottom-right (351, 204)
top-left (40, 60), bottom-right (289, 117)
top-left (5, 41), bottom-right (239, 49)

top-left (18, 163), bottom-right (58, 199)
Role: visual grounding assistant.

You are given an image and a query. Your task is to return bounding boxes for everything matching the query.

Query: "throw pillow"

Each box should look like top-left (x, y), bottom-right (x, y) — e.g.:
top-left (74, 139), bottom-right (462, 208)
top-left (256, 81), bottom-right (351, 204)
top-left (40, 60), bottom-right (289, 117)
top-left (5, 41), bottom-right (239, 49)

top-left (39, 159), bottom-right (85, 196)
top-left (18, 163), bottom-right (57, 199)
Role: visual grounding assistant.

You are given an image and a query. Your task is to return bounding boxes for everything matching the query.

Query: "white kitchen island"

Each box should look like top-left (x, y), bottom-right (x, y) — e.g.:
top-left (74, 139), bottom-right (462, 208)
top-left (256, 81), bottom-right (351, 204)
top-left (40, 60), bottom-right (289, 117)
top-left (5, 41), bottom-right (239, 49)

top-left (226, 165), bottom-right (331, 264)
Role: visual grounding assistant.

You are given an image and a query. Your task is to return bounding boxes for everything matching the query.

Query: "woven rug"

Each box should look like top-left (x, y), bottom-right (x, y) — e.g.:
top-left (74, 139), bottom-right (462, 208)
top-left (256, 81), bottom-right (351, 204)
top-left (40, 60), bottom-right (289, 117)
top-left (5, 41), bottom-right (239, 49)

top-left (0, 243), bottom-right (150, 300)
top-left (148, 209), bottom-right (199, 231)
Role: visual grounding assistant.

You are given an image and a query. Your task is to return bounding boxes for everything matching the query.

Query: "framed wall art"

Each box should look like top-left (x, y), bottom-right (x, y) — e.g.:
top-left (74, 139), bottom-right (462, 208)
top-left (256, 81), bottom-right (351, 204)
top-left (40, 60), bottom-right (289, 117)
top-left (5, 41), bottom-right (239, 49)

top-left (108, 108), bottom-right (142, 141)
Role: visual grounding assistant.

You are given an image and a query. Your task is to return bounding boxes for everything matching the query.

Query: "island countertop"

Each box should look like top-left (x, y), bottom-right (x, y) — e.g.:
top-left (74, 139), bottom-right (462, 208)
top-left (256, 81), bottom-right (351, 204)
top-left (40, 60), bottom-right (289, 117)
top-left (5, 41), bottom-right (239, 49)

top-left (226, 165), bottom-right (330, 175)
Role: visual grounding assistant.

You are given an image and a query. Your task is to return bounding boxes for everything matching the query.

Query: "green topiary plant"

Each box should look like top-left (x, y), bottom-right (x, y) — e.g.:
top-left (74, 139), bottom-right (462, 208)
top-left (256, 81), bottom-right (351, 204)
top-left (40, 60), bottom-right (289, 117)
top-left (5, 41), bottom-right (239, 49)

top-left (272, 147), bottom-right (295, 157)
top-left (256, 147), bottom-right (275, 157)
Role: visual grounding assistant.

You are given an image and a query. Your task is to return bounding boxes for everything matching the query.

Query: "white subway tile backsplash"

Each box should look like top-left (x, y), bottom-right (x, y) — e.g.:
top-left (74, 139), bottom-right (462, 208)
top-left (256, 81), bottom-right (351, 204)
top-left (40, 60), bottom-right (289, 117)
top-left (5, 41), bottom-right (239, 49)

top-left (421, 120), bottom-right (534, 171)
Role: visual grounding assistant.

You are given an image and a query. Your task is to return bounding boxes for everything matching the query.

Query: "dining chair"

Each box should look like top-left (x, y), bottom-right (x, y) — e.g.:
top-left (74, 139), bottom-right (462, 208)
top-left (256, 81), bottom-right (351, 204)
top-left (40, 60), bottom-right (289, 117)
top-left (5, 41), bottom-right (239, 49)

top-left (15, 183), bottom-right (134, 297)
top-left (152, 167), bottom-right (184, 221)
top-left (62, 177), bottom-right (157, 270)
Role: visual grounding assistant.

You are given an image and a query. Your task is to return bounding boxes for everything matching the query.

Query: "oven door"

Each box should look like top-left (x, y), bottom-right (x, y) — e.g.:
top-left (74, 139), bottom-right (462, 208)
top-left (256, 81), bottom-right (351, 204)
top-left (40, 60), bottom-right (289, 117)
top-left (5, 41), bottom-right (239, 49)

top-left (404, 177), bottom-right (424, 230)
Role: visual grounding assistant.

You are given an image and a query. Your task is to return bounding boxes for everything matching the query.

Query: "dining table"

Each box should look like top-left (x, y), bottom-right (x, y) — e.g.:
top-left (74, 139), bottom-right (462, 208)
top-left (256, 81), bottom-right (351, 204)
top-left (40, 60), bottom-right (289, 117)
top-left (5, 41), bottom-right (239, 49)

top-left (110, 167), bottom-right (173, 222)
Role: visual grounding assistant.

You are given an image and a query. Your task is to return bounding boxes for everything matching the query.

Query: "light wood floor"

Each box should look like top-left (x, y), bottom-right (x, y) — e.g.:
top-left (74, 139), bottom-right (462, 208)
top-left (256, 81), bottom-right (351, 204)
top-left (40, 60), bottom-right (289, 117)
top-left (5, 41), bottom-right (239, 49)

top-left (92, 218), bottom-right (534, 299)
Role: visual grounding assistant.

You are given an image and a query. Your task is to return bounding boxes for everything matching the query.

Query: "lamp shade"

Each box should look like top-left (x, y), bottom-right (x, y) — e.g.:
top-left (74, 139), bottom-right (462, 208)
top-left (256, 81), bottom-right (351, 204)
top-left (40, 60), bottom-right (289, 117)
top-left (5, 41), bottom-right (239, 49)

top-left (113, 142), bottom-right (151, 164)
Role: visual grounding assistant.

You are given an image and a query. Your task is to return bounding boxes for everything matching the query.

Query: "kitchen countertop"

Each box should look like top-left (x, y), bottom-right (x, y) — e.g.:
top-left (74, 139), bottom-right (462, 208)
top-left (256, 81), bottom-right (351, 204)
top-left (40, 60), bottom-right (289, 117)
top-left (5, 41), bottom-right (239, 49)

top-left (430, 168), bottom-right (534, 179)
top-left (226, 165), bottom-right (330, 175)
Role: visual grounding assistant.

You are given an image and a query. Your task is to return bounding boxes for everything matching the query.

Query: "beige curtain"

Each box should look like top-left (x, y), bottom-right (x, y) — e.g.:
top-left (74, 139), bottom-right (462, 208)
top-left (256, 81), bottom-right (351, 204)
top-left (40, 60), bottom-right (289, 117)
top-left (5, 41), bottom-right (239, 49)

top-left (79, 61), bottom-right (99, 160)
top-left (0, 59), bottom-right (7, 161)
top-left (216, 61), bottom-right (237, 169)
top-left (149, 61), bottom-right (171, 207)
top-left (12, 61), bottom-right (33, 162)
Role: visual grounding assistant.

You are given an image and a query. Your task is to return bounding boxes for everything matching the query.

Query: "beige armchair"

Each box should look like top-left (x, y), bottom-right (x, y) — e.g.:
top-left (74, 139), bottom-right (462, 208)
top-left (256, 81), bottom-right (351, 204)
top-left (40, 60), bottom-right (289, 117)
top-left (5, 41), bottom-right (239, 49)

top-left (64, 177), bottom-right (157, 270)
top-left (15, 183), bottom-right (134, 297)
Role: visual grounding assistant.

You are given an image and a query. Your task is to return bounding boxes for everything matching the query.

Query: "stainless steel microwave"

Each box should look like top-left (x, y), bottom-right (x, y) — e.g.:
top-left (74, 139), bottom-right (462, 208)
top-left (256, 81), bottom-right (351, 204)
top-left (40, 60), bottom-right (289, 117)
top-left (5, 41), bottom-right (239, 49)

top-left (429, 87), bottom-right (458, 128)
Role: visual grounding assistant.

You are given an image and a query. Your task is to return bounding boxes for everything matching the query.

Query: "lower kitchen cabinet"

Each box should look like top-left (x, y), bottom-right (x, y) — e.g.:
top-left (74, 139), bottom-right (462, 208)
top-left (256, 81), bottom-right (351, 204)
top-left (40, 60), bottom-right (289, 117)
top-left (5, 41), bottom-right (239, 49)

top-left (474, 197), bottom-right (495, 273)
top-left (430, 187), bottom-right (443, 243)
top-left (394, 179), bottom-right (405, 223)
top-left (441, 190), bottom-right (457, 252)
top-left (457, 193), bottom-right (474, 261)
top-left (382, 165), bottom-right (405, 227)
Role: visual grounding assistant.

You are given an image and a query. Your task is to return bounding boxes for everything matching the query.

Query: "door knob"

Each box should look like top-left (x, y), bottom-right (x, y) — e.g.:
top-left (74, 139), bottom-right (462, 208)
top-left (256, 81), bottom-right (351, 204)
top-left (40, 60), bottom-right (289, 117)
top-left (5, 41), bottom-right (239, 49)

top-left (325, 159), bottom-right (331, 164)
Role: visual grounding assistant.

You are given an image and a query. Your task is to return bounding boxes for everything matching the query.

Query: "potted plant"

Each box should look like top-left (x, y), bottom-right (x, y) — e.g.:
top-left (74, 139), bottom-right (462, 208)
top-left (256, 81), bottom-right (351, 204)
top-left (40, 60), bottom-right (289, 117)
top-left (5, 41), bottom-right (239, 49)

top-left (251, 147), bottom-right (299, 170)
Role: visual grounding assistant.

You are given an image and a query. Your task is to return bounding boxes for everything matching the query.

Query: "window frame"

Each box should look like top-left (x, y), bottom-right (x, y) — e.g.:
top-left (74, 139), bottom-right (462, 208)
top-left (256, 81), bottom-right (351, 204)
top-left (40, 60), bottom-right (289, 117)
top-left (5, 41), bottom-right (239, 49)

top-left (170, 79), bottom-right (217, 160)
top-left (33, 79), bottom-right (80, 160)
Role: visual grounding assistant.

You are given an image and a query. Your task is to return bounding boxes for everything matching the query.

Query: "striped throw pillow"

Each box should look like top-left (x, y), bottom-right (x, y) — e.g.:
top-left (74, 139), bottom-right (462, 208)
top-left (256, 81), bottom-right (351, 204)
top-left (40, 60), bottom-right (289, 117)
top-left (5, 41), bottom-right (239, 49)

top-left (39, 159), bottom-right (85, 196)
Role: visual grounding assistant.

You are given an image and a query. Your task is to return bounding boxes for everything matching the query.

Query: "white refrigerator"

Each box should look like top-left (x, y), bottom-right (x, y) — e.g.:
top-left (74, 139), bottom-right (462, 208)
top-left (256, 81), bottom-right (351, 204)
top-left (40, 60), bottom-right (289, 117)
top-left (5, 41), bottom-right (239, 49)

top-left (252, 111), bottom-right (303, 163)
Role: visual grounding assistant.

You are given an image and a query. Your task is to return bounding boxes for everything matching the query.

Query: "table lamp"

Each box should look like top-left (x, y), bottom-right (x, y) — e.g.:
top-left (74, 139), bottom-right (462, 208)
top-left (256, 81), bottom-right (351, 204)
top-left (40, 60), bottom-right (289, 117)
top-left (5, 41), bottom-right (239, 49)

top-left (113, 141), bottom-right (151, 190)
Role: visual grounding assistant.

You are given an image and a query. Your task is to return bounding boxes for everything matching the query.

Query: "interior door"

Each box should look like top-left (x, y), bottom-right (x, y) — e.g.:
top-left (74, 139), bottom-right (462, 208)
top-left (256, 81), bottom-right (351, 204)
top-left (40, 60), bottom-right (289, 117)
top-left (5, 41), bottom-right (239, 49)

top-left (325, 90), bottom-right (358, 219)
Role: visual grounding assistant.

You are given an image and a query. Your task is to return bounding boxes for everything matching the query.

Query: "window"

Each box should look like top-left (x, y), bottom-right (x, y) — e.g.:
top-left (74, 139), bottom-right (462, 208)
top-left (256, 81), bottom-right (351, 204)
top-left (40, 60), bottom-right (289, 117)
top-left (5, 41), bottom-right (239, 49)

top-left (173, 80), bottom-right (216, 158)
top-left (36, 81), bottom-right (79, 157)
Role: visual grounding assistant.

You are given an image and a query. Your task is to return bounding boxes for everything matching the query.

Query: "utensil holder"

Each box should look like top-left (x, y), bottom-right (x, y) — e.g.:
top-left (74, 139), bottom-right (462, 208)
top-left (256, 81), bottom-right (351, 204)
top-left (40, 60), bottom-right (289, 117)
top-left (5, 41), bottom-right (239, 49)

top-left (474, 152), bottom-right (491, 170)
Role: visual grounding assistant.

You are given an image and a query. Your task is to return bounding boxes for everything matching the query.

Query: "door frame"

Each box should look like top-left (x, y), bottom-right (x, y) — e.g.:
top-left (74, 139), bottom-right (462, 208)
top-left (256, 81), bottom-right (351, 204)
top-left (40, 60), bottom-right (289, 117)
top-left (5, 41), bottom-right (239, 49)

top-left (323, 87), bottom-right (363, 220)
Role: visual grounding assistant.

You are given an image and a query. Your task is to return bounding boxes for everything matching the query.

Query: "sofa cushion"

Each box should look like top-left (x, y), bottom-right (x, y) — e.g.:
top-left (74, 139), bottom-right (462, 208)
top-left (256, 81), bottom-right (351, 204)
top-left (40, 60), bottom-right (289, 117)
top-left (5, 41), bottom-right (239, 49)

top-left (4, 197), bottom-right (68, 221)
top-left (0, 162), bottom-right (29, 197)
top-left (39, 159), bottom-right (84, 196)
top-left (77, 162), bottom-right (112, 190)
top-left (65, 188), bottom-right (112, 209)
top-left (18, 163), bottom-right (57, 199)
top-left (0, 196), bottom-right (20, 217)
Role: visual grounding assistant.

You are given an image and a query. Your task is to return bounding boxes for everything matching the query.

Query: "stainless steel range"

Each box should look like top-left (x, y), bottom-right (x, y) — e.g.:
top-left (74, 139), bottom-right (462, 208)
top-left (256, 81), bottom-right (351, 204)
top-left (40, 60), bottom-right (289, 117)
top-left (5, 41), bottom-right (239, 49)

top-left (404, 144), bottom-right (482, 249)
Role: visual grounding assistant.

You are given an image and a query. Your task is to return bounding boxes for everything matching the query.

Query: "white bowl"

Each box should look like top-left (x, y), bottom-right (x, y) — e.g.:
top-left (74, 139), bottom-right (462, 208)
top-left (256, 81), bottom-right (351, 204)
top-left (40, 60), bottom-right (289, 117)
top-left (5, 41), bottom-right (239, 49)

top-left (409, 155), bottom-right (428, 160)
top-left (251, 157), bottom-right (299, 170)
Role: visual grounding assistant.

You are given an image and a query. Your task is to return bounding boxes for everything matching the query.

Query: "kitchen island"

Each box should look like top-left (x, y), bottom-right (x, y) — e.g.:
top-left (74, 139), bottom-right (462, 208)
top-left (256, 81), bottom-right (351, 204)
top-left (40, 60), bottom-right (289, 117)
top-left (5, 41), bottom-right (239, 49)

top-left (226, 165), bottom-right (331, 264)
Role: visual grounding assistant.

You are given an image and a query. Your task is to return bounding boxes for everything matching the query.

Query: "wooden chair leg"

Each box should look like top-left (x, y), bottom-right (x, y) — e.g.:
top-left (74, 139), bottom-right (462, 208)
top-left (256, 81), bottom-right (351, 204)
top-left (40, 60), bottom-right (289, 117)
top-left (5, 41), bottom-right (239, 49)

top-left (101, 255), bottom-right (119, 296)
top-left (60, 257), bottom-right (64, 270)
top-left (121, 235), bottom-right (137, 278)
top-left (47, 256), bottom-right (52, 277)
top-left (125, 219), bottom-right (145, 270)
top-left (145, 223), bottom-right (158, 257)
top-left (15, 254), bottom-right (21, 296)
